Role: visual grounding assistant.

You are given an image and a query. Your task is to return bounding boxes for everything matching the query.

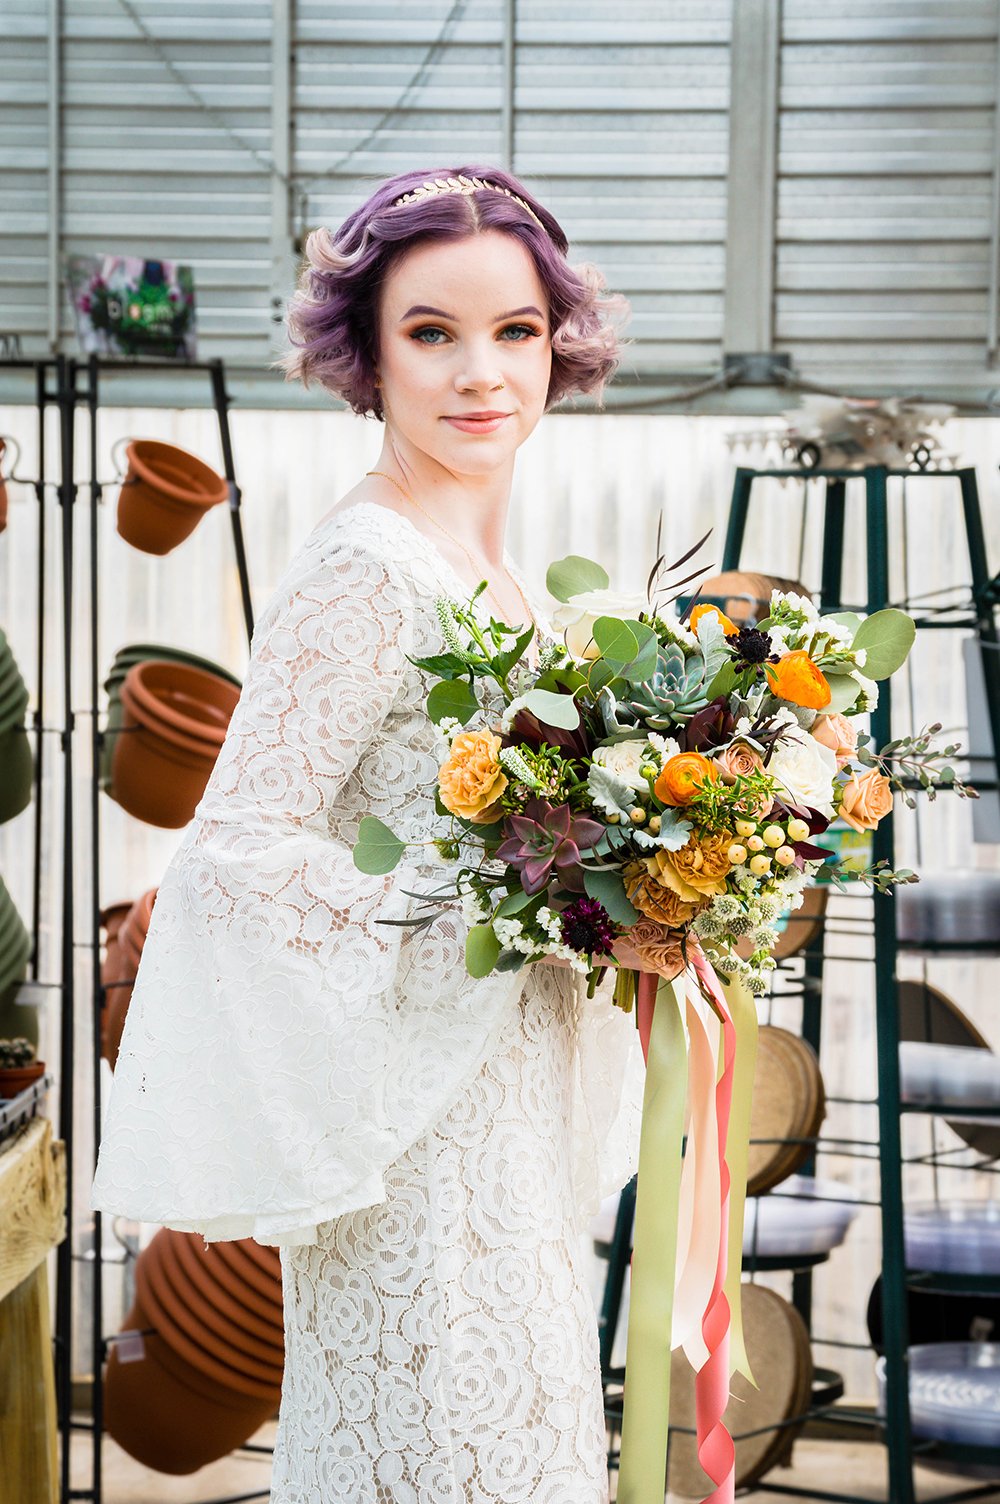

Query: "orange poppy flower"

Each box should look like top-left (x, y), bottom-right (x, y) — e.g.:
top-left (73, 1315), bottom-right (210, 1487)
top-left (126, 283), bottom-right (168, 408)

top-left (654, 752), bottom-right (718, 806)
top-left (765, 650), bottom-right (831, 710)
top-left (690, 603), bottom-right (738, 638)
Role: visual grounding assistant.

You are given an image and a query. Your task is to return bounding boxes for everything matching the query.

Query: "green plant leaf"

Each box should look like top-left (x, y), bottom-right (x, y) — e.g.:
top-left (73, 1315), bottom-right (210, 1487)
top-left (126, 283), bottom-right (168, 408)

top-left (586, 763), bottom-right (636, 819)
top-left (704, 660), bottom-right (738, 701)
top-left (495, 950), bottom-right (527, 973)
top-left (521, 687), bottom-right (581, 729)
top-left (545, 555), bottom-right (610, 603)
top-left (826, 612), bottom-right (862, 634)
top-left (352, 815), bottom-right (406, 874)
top-left (592, 616), bottom-right (641, 664)
top-left (405, 651), bottom-right (466, 678)
top-left (466, 923), bottom-right (501, 977)
top-left (583, 868), bottom-right (640, 926)
top-left (492, 624), bottom-right (536, 679)
top-left (823, 672), bottom-right (864, 716)
top-left (495, 888), bottom-right (540, 918)
top-left (850, 609), bottom-right (916, 679)
top-left (426, 677), bottom-right (479, 725)
top-left (619, 626), bottom-right (661, 685)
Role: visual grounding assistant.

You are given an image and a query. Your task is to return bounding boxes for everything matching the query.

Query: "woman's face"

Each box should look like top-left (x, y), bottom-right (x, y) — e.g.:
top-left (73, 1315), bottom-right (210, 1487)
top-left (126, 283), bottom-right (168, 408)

top-left (375, 229), bottom-right (553, 474)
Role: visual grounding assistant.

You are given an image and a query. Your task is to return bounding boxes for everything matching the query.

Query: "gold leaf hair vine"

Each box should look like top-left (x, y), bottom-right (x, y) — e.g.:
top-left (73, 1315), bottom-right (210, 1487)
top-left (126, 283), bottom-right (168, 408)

top-left (391, 174), bottom-right (546, 229)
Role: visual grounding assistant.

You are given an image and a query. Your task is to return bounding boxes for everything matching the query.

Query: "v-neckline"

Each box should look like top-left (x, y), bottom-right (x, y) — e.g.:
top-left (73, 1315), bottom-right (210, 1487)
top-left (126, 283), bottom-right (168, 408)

top-left (314, 499), bottom-right (549, 645)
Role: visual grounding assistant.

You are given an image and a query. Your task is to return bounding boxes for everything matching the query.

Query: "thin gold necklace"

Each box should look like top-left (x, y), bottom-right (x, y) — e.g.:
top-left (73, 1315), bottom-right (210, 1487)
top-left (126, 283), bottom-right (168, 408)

top-left (365, 469), bottom-right (536, 634)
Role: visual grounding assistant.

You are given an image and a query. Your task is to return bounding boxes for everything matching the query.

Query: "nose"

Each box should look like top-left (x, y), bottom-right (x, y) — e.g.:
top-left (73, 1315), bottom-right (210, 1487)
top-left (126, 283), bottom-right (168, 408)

top-left (454, 338), bottom-right (507, 395)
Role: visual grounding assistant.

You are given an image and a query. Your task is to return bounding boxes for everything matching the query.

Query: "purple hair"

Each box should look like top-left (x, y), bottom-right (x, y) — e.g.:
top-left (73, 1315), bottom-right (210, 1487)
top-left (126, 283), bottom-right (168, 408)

top-left (276, 165), bottom-right (631, 419)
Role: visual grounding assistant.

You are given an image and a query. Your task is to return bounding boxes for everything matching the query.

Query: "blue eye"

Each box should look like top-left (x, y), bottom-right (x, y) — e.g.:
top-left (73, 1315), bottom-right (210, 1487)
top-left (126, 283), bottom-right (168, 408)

top-left (409, 323), bottom-right (543, 345)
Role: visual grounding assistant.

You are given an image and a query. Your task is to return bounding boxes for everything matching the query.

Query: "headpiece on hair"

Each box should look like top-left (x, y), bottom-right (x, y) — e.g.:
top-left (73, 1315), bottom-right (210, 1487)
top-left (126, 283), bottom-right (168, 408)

top-left (391, 174), bottom-right (546, 229)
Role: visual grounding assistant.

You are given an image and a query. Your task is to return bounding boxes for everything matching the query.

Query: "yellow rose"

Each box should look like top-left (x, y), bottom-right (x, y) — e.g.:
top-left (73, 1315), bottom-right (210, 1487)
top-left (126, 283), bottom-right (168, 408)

top-left (654, 830), bottom-right (733, 899)
top-left (438, 730), bottom-right (508, 822)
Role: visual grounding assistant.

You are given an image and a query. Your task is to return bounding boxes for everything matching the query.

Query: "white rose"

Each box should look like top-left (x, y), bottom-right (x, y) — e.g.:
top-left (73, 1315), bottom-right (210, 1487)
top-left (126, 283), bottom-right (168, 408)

top-left (768, 728), bottom-right (838, 817)
top-left (592, 740), bottom-right (651, 793)
top-left (551, 588), bottom-right (647, 661)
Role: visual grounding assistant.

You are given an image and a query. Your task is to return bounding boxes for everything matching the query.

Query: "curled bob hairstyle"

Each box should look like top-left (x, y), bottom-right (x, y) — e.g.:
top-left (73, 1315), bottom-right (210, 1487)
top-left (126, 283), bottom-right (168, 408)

top-left (277, 165), bottom-right (631, 421)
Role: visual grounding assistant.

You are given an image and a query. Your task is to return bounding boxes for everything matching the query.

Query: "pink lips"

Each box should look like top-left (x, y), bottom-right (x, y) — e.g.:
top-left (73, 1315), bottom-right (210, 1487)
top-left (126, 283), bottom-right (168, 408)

top-left (443, 413), bottom-right (511, 434)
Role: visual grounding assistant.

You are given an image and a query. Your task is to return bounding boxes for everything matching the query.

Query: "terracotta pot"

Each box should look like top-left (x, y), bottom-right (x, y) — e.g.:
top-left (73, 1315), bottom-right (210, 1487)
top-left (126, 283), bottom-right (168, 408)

top-left (135, 1235), bottom-right (282, 1400)
top-left (0, 726), bottom-right (33, 824)
top-left (124, 660), bottom-right (239, 741)
top-left (111, 662), bottom-right (238, 827)
top-left (118, 888), bottom-right (156, 973)
top-left (209, 1241), bottom-right (284, 1318)
top-left (0, 981), bottom-right (39, 1053)
top-left (155, 1235), bottom-right (284, 1371)
top-left (101, 648), bottom-right (240, 789)
top-left (116, 440), bottom-right (228, 556)
top-left (0, 1059), bottom-right (45, 1099)
top-left (167, 1230), bottom-right (284, 1347)
top-left (104, 1290), bottom-right (278, 1475)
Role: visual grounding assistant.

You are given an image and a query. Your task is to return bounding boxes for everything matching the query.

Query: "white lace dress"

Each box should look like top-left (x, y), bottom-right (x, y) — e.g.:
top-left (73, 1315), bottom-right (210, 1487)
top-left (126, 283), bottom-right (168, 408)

top-left (92, 500), bottom-right (645, 1503)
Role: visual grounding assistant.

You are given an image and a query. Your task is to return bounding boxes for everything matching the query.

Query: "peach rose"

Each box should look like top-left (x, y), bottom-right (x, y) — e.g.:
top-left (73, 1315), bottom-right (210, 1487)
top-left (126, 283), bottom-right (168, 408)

top-left (811, 712), bottom-right (858, 770)
top-left (654, 752), bottom-right (718, 807)
top-left (438, 729), bottom-right (508, 822)
top-left (838, 767), bottom-right (893, 832)
top-left (714, 741), bottom-right (764, 785)
top-left (623, 860), bottom-right (706, 927)
top-left (623, 917), bottom-right (696, 981)
top-left (766, 650), bottom-right (831, 710)
top-left (653, 831), bottom-right (733, 899)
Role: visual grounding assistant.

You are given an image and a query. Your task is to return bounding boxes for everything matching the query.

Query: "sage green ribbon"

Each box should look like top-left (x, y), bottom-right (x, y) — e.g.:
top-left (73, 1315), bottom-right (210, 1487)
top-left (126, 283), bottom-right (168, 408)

top-left (616, 973), bottom-right (687, 1504)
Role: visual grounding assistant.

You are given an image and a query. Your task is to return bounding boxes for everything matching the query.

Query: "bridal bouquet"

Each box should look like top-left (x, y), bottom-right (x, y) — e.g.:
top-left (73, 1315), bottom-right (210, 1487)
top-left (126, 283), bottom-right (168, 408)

top-left (352, 536), bottom-right (973, 1504)
top-left (353, 542), bottom-right (972, 1001)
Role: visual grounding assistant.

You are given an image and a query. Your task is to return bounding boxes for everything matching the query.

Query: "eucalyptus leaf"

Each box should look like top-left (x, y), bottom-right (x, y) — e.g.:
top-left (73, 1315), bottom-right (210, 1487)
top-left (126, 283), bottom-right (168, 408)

top-left (521, 687), bottom-right (581, 730)
top-left (827, 612), bottom-right (863, 634)
top-left (426, 677), bottom-right (479, 725)
top-left (495, 950), bottom-right (527, 973)
top-left (465, 923), bottom-right (501, 978)
top-left (619, 628), bottom-right (662, 685)
top-left (583, 868), bottom-right (640, 926)
top-left (851, 609), bottom-right (916, 680)
top-left (585, 658), bottom-right (619, 697)
top-left (592, 616), bottom-right (642, 664)
top-left (495, 888), bottom-right (540, 918)
top-left (545, 554), bottom-right (610, 603)
top-left (352, 815), bottom-right (406, 874)
top-left (823, 672), bottom-right (864, 716)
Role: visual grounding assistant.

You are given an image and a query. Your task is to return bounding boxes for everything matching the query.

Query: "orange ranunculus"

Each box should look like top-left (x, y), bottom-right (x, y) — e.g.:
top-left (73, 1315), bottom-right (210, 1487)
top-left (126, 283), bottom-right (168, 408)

top-left (766, 650), bottom-right (832, 710)
top-left (654, 751), bottom-right (718, 807)
top-left (690, 602), bottom-right (738, 638)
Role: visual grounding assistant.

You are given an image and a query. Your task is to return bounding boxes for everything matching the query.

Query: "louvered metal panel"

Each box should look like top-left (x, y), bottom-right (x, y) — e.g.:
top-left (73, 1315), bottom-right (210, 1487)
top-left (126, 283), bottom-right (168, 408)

top-left (775, 0), bottom-right (1000, 387)
top-left (292, 0), bottom-right (733, 380)
top-left (0, 3), bottom-right (50, 351)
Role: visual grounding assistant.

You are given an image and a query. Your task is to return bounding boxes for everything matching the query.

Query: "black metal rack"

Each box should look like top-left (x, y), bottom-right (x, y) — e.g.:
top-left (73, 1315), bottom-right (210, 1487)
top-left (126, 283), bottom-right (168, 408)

top-left (1, 354), bottom-right (257, 1503)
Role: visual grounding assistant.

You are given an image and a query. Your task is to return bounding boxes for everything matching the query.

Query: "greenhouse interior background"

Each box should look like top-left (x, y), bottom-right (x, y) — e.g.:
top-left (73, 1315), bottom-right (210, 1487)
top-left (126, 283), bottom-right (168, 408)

top-left (3, 2), bottom-right (1000, 1502)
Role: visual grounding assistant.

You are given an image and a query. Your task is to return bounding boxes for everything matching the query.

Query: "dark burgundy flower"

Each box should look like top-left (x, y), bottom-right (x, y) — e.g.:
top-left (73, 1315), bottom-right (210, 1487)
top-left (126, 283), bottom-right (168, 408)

top-left (560, 896), bottom-right (616, 956)
top-left (495, 797), bottom-right (604, 896)
top-left (729, 627), bottom-right (780, 674)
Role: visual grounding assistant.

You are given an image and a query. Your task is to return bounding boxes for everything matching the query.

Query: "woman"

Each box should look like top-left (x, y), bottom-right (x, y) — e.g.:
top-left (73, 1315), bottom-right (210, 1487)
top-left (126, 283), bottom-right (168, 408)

top-left (92, 165), bottom-right (647, 1502)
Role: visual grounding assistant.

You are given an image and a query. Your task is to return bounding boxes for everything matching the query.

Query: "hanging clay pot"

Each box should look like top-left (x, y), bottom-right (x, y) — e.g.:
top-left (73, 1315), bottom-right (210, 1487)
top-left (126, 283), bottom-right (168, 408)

top-left (208, 1241), bottom-right (284, 1323)
top-left (167, 1230), bottom-right (284, 1348)
top-left (103, 889), bottom-right (156, 1068)
top-left (111, 662), bottom-right (238, 828)
top-left (101, 646), bottom-right (241, 789)
top-left (100, 901), bottom-right (132, 1066)
top-left (104, 1289), bottom-right (278, 1475)
top-left (116, 440), bottom-right (227, 556)
top-left (154, 1238), bottom-right (284, 1373)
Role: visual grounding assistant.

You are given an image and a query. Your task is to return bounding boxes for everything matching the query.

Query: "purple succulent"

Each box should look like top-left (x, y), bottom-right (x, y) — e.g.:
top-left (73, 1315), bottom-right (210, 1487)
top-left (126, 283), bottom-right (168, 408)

top-left (560, 896), bottom-right (616, 956)
top-left (495, 797), bottom-right (604, 896)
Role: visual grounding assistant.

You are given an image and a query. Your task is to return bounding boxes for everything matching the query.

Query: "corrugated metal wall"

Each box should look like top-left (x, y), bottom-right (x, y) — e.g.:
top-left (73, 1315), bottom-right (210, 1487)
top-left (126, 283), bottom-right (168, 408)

top-left (4, 0), bottom-right (1000, 403)
top-left (775, 0), bottom-right (1000, 387)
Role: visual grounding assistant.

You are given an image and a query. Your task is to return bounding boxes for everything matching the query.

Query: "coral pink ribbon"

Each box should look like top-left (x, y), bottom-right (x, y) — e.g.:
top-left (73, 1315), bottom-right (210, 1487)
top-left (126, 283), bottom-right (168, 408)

top-left (633, 956), bottom-right (737, 1504)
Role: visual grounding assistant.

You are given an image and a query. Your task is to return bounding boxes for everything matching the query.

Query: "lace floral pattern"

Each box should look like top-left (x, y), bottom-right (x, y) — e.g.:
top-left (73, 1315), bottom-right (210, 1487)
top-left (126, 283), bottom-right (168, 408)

top-left (92, 501), bottom-right (645, 1497)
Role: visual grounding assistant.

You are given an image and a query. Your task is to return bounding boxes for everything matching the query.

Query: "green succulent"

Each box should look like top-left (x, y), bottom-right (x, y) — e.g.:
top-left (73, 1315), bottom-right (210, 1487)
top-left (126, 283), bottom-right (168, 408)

top-left (619, 643), bottom-right (709, 729)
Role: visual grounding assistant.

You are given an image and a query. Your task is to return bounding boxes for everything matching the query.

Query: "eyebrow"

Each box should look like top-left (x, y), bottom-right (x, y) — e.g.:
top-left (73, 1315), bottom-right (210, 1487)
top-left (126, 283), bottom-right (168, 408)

top-left (399, 304), bottom-right (545, 322)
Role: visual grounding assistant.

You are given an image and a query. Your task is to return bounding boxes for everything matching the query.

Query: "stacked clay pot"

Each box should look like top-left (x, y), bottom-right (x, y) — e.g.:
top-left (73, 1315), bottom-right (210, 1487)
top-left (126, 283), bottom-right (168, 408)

top-left (0, 876), bottom-right (34, 1050)
top-left (105, 1228), bottom-right (284, 1474)
top-left (109, 659), bottom-right (241, 827)
top-left (117, 440), bottom-right (228, 556)
top-left (0, 629), bottom-right (33, 825)
top-left (100, 890), bottom-right (156, 1069)
top-left (101, 644), bottom-right (240, 794)
top-left (0, 436), bottom-right (9, 532)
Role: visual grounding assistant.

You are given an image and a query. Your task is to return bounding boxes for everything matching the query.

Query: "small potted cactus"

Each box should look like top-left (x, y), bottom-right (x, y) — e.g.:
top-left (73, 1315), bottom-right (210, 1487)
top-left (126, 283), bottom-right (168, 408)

top-left (0, 1036), bottom-right (45, 1099)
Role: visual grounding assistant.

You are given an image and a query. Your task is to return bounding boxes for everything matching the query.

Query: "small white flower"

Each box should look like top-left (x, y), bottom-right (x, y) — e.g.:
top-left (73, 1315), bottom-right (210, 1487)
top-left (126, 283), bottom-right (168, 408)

top-left (852, 647), bottom-right (867, 668)
top-left (646, 731), bottom-right (683, 761)
top-left (773, 589), bottom-right (819, 622)
top-left (853, 671), bottom-right (880, 710)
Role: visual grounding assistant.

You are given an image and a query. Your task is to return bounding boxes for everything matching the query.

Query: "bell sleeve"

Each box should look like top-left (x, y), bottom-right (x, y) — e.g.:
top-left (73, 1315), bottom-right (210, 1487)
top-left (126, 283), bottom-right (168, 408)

top-left (91, 532), bottom-right (524, 1246)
